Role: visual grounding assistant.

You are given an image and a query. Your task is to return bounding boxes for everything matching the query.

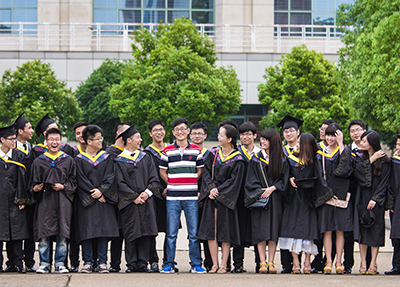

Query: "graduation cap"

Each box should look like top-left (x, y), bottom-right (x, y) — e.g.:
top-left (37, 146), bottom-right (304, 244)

top-left (0, 124), bottom-right (17, 138)
top-left (295, 177), bottom-right (317, 189)
top-left (35, 114), bottom-right (55, 137)
top-left (13, 112), bottom-right (30, 131)
top-left (357, 205), bottom-right (376, 228)
top-left (277, 115), bottom-right (304, 130)
top-left (116, 126), bottom-right (139, 142)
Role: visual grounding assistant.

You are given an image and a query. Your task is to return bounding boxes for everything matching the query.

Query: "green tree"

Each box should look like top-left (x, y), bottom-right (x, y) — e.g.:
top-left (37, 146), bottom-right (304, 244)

top-left (75, 59), bottom-right (126, 145)
top-left (0, 59), bottom-right (81, 140)
top-left (109, 17), bottom-right (241, 144)
top-left (337, 0), bottom-right (400, 132)
top-left (258, 45), bottom-right (351, 139)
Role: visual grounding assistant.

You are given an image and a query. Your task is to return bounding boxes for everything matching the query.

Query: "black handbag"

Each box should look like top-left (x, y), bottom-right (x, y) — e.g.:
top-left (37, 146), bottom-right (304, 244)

top-left (248, 160), bottom-right (270, 209)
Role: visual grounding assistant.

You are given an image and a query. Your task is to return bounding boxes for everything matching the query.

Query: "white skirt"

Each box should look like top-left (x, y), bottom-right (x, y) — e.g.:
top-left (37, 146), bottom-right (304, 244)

top-left (277, 237), bottom-right (319, 256)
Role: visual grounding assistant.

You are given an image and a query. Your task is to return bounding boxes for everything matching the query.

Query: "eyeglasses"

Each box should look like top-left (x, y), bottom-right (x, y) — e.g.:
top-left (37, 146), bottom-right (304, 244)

top-left (47, 138), bottom-right (61, 142)
top-left (173, 127), bottom-right (188, 133)
top-left (151, 128), bottom-right (165, 133)
top-left (350, 128), bottom-right (364, 134)
top-left (89, 137), bottom-right (104, 142)
top-left (283, 128), bottom-right (297, 134)
top-left (240, 132), bottom-right (253, 137)
top-left (5, 137), bottom-right (17, 142)
top-left (319, 127), bottom-right (326, 132)
top-left (191, 133), bottom-right (205, 137)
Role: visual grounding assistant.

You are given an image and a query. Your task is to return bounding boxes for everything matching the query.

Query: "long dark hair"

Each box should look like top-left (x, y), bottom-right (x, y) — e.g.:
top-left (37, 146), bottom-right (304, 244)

top-left (295, 133), bottom-right (318, 165)
top-left (261, 129), bottom-right (284, 179)
top-left (361, 130), bottom-right (391, 177)
top-left (221, 124), bottom-right (238, 150)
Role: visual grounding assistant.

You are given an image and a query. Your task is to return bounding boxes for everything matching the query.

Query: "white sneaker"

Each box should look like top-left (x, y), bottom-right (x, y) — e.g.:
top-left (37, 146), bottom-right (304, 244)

top-left (36, 265), bottom-right (50, 274)
top-left (55, 265), bottom-right (69, 274)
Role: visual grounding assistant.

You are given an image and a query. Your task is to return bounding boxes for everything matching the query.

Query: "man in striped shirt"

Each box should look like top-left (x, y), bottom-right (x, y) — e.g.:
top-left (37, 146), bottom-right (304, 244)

top-left (159, 118), bottom-right (206, 274)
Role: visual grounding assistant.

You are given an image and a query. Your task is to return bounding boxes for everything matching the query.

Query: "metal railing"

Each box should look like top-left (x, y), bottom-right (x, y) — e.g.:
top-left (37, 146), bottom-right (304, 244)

top-left (0, 22), bottom-right (352, 53)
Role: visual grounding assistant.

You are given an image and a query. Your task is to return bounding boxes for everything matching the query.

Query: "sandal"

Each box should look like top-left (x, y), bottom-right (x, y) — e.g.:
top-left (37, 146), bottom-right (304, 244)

top-left (359, 265), bottom-right (367, 275)
top-left (209, 265), bottom-right (218, 273)
top-left (367, 264), bottom-right (378, 275)
top-left (336, 263), bottom-right (344, 275)
top-left (217, 266), bottom-right (227, 274)
top-left (324, 262), bottom-right (333, 274)
top-left (268, 262), bottom-right (277, 274)
top-left (292, 264), bottom-right (301, 274)
top-left (259, 262), bottom-right (268, 274)
top-left (303, 264), bottom-right (311, 274)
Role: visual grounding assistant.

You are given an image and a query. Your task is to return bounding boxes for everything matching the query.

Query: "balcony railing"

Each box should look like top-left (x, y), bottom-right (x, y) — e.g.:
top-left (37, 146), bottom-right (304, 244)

top-left (0, 22), bottom-right (352, 53)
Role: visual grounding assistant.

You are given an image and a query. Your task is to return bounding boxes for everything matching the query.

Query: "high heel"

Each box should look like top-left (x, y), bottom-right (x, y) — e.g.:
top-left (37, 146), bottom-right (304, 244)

top-left (367, 264), bottom-right (378, 275)
top-left (303, 264), bottom-right (311, 274)
top-left (359, 265), bottom-right (367, 275)
top-left (259, 262), bottom-right (268, 274)
top-left (336, 263), bottom-right (344, 275)
top-left (292, 264), bottom-right (301, 274)
top-left (324, 262), bottom-right (332, 274)
top-left (267, 262), bottom-right (277, 274)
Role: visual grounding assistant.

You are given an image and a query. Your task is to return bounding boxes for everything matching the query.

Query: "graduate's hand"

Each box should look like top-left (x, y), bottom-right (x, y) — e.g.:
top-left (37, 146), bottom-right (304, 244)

top-left (260, 186), bottom-right (276, 198)
top-left (209, 188), bottom-right (219, 200)
top-left (140, 192), bottom-right (149, 201)
top-left (52, 183), bottom-right (64, 191)
top-left (162, 188), bottom-right (167, 198)
top-left (367, 200), bottom-right (376, 210)
top-left (370, 150), bottom-right (385, 163)
top-left (335, 130), bottom-right (344, 145)
top-left (33, 183), bottom-right (44, 192)
top-left (289, 177), bottom-right (297, 189)
top-left (19, 205), bottom-right (25, 210)
top-left (134, 197), bottom-right (145, 205)
top-left (90, 188), bottom-right (102, 199)
top-left (394, 150), bottom-right (400, 157)
top-left (98, 195), bottom-right (106, 203)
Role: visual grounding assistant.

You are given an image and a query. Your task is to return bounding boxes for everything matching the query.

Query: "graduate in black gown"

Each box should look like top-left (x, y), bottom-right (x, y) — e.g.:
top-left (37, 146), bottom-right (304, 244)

top-left (0, 124), bottom-right (30, 273)
top-left (198, 124), bottom-right (245, 273)
top-left (143, 119), bottom-right (169, 272)
top-left (244, 129), bottom-right (289, 274)
top-left (75, 125), bottom-right (119, 273)
top-left (105, 122), bottom-right (130, 273)
top-left (114, 126), bottom-right (160, 273)
top-left (386, 134), bottom-right (400, 275)
top-left (355, 130), bottom-right (390, 275)
top-left (278, 133), bottom-right (333, 274)
top-left (30, 128), bottom-right (76, 274)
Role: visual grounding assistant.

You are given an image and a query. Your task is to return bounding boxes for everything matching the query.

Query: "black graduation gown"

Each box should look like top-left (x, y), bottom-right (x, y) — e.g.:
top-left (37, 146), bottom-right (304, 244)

top-left (389, 156), bottom-right (400, 239)
top-left (316, 147), bottom-right (353, 234)
top-left (244, 152), bottom-right (289, 244)
top-left (114, 151), bottom-right (160, 242)
top-left (144, 144), bottom-right (168, 233)
top-left (0, 149), bottom-right (30, 241)
top-left (32, 142), bottom-right (75, 160)
top-left (105, 145), bottom-right (124, 160)
top-left (29, 151), bottom-right (76, 241)
top-left (354, 159), bottom-right (390, 247)
top-left (75, 150), bottom-right (119, 243)
top-left (280, 154), bottom-right (332, 241)
top-left (198, 148), bottom-right (245, 246)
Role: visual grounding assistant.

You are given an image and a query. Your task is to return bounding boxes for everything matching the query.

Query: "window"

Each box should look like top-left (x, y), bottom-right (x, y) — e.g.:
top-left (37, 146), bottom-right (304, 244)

top-left (93, 0), bottom-right (214, 32)
top-left (0, 0), bottom-right (37, 34)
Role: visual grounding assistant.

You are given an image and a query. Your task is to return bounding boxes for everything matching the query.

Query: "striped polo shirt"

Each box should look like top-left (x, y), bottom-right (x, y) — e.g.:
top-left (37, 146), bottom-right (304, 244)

top-left (159, 142), bottom-right (204, 200)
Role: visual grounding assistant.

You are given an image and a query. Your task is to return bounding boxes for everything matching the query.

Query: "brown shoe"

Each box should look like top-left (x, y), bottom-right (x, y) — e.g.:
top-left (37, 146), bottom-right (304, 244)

top-left (81, 263), bottom-right (93, 273)
top-left (98, 263), bottom-right (109, 273)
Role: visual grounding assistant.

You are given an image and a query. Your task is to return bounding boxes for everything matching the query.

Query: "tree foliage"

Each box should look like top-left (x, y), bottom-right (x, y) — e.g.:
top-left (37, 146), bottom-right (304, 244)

top-left (337, 0), bottom-right (400, 132)
top-left (258, 45), bottom-right (351, 139)
top-left (109, 18), bottom-right (241, 144)
top-left (0, 59), bottom-right (80, 140)
top-left (75, 59), bottom-right (125, 145)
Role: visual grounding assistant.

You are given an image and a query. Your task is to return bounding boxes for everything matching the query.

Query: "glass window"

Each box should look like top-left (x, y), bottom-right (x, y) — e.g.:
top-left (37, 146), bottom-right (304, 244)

top-left (275, 0), bottom-right (288, 10)
top-left (192, 0), bottom-right (213, 9)
top-left (0, 0), bottom-right (12, 6)
top-left (290, 0), bottom-right (311, 11)
top-left (168, 0), bottom-right (189, 9)
top-left (143, 0), bottom-right (165, 9)
top-left (192, 10), bottom-right (213, 24)
top-left (274, 12), bottom-right (288, 24)
top-left (337, 0), bottom-right (354, 5)
top-left (94, 0), bottom-right (117, 9)
top-left (313, 0), bottom-right (334, 11)
top-left (290, 12), bottom-right (311, 25)
top-left (313, 13), bottom-right (334, 25)
top-left (168, 10), bottom-right (189, 22)
top-left (13, 0), bottom-right (36, 8)
top-left (120, 9), bottom-right (141, 22)
top-left (0, 9), bottom-right (11, 23)
top-left (94, 9), bottom-right (118, 22)
top-left (119, 0), bottom-right (141, 8)
top-left (143, 10), bottom-right (165, 23)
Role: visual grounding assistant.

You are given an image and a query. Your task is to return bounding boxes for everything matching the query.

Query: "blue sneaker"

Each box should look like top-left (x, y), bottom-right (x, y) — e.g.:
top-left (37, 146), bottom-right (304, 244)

top-left (190, 266), bottom-right (207, 274)
top-left (160, 265), bottom-right (175, 274)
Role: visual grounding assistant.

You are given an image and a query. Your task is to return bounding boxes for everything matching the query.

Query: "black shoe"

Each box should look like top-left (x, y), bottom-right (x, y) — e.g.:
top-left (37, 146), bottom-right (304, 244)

top-left (255, 264), bottom-right (260, 273)
top-left (126, 264), bottom-right (138, 273)
top-left (69, 266), bottom-right (79, 273)
top-left (4, 266), bottom-right (17, 272)
top-left (150, 262), bottom-right (160, 273)
top-left (281, 267), bottom-right (292, 274)
top-left (310, 268), bottom-right (322, 274)
top-left (231, 266), bottom-right (246, 273)
top-left (385, 268), bottom-right (400, 275)
top-left (109, 266), bottom-right (120, 273)
top-left (344, 267), bottom-right (352, 274)
top-left (137, 266), bottom-right (153, 273)
top-left (174, 267), bottom-right (179, 273)
top-left (226, 265), bottom-right (231, 272)
top-left (25, 266), bottom-right (36, 272)
top-left (15, 266), bottom-right (26, 273)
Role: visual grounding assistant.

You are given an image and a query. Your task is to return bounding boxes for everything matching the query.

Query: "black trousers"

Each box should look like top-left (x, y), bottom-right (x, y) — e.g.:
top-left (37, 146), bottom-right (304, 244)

top-left (149, 235), bottom-right (167, 264)
top-left (392, 238), bottom-right (400, 269)
top-left (69, 236), bottom-right (80, 268)
top-left (281, 249), bottom-right (302, 270)
top-left (125, 236), bottom-right (150, 268)
top-left (202, 240), bottom-right (212, 269)
top-left (3, 240), bottom-right (24, 267)
top-left (23, 233), bottom-right (36, 268)
top-left (232, 245), bottom-right (260, 268)
top-left (110, 230), bottom-right (124, 269)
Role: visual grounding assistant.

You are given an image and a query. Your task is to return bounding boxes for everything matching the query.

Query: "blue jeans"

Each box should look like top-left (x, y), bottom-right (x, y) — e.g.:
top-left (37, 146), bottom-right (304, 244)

top-left (39, 236), bottom-right (67, 267)
top-left (81, 238), bottom-right (108, 264)
top-left (166, 200), bottom-right (202, 267)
